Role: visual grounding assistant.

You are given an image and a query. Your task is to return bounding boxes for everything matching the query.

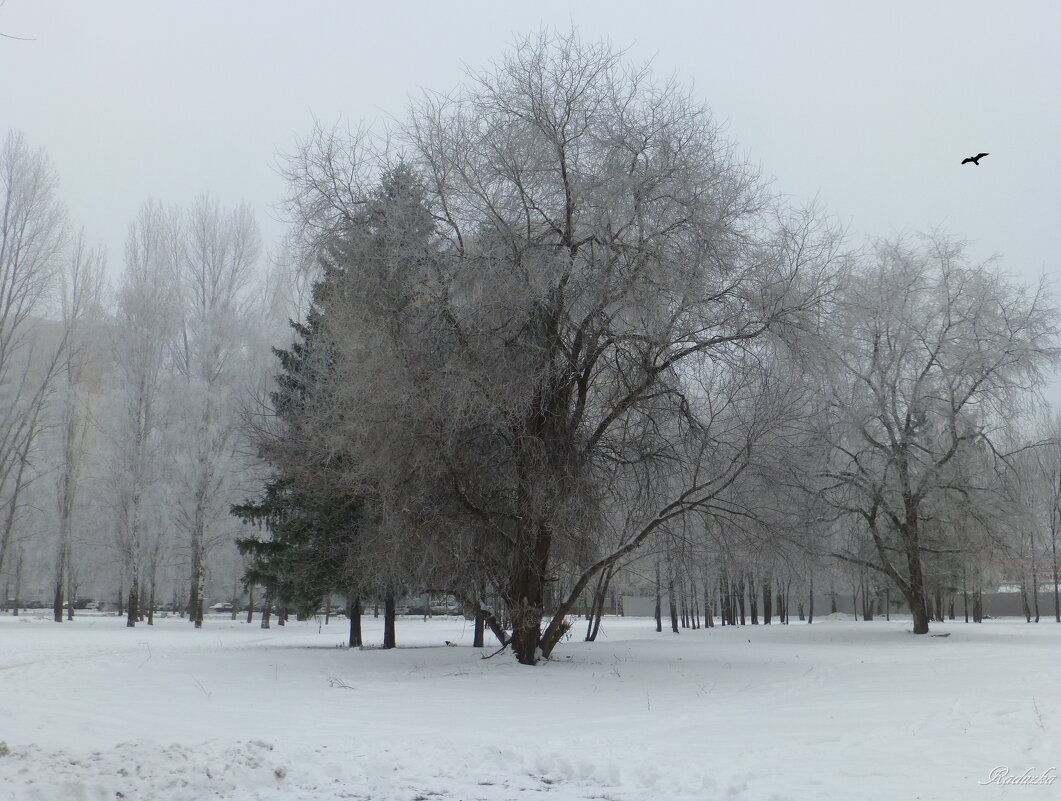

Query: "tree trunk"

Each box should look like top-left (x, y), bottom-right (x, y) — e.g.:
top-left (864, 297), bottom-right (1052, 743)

top-left (691, 582), bottom-right (700, 629)
top-left (473, 608), bottom-right (485, 648)
top-left (585, 567), bottom-right (608, 641)
top-left (665, 550), bottom-right (679, 633)
top-left (587, 565), bottom-right (614, 642)
top-left (189, 548), bottom-right (205, 628)
top-left (736, 575), bottom-right (746, 626)
top-left (246, 585), bottom-right (255, 624)
top-left (807, 574), bottom-right (814, 624)
top-left (718, 575), bottom-right (727, 626)
top-left (654, 559), bottom-right (662, 633)
top-left (52, 564), bottom-right (65, 623)
top-left (508, 517), bottom-right (551, 664)
top-left (748, 573), bottom-right (758, 624)
top-left (261, 592), bottom-right (272, 629)
top-left (12, 550), bottom-right (23, 616)
top-left (383, 593), bottom-right (396, 649)
top-left (762, 580), bottom-right (772, 624)
top-left (126, 573), bottom-right (139, 628)
top-left (962, 564), bottom-right (969, 623)
top-left (903, 534), bottom-right (931, 634)
top-left (861, 577), bottom-right (874, 621)
top-left (52, 530), bottom-right (69, 623)
top-left (348, 596), bottom-right (362, 647)
top-left (1053, 544), bottom-right (1060, 623)
top-left (906, 587), bottom-right (930, 634)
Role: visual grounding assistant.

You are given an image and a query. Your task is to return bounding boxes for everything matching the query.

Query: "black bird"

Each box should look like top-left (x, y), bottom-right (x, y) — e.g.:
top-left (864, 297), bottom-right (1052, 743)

top-left (961, 152), bottom-right (989, 166)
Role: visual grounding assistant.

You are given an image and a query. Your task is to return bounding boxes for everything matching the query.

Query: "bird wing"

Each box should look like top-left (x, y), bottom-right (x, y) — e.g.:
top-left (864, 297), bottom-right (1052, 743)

top-left (976, 152), bottom-right (989, 159)
top-left (961, 157), bottom-right (973, 164)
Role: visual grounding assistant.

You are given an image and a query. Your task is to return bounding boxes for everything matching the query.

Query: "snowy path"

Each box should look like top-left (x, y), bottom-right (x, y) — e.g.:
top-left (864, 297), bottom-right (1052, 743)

top-left (1, 613), bottom-right (1059, 799)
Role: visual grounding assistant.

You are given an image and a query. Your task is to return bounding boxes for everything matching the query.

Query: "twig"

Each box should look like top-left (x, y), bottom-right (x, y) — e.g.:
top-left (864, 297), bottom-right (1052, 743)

top-left (191, 676), bottom-right (212, 701)
top-left (480, 643), bottom-right (508, 660)
top-left (327, 675), bottom-right (355, 690)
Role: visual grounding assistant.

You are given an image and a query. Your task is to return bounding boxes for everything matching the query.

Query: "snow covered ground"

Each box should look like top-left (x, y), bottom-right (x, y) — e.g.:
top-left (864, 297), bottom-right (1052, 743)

top-left (1, 612), bottom-right (1059, 800)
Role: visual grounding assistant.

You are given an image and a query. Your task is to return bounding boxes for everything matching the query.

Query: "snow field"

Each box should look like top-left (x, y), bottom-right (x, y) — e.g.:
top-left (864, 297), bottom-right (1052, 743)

top-left (1, 613), bottom-right (1059, 800)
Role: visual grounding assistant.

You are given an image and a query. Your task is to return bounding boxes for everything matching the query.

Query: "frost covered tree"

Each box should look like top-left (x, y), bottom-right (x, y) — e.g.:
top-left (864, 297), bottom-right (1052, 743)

top-left (50, 234), bottom-right (105, 622)
top-left (1031, 415), bottom-right (1061, 622)
top-left (237, 164), bottom-right (427, 649)
top-left (103, 196), bottom-right (264, 626)
top-left (279, 32), bottom-right (845, 664)
top-left (0, 132), bottom-right (68, 586)
top-left (821, 236), bottom-right (1058, 634)
top-left (171, 196), bottom-right (261, 627)
top-left (105, 200), bottom-right (179, 627)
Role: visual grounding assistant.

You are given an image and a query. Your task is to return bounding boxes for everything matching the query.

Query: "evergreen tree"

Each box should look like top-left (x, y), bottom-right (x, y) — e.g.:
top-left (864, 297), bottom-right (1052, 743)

top-left (235, 162), bottom-right (437, 644)
top-left (233, 309), bottom-right (365, 618)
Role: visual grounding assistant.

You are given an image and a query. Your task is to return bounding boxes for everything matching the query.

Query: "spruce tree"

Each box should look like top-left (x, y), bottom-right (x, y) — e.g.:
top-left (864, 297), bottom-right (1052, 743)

top-left (235, 162), bottom-right (436, 641)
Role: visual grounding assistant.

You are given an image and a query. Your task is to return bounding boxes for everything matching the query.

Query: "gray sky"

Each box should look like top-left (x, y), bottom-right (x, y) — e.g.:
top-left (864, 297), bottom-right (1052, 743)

top-left (2, 0), bottom-right (1059, 292)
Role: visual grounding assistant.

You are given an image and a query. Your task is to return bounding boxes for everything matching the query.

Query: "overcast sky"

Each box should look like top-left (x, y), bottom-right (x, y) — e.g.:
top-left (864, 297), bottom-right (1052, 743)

top-left (2, 1), bottom-right (1059, 293)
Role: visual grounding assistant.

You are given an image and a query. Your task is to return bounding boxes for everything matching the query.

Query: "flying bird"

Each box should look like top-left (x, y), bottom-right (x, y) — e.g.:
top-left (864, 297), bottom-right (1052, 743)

top-left (961, 152), bottom-right (989, 166)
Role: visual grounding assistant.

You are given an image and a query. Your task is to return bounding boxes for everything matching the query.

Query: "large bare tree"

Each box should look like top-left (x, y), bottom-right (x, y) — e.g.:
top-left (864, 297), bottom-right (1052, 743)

top-left (283, 32), bottom-right (845, 663)
top-left (821, 235), bottom-right (1058, 633)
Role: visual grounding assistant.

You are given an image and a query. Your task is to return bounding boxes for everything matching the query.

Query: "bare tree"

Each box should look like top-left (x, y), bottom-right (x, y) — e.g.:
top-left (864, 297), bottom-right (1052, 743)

top-left (1033, 415), bottom-right (1061, 622)
top-left (106, 200), bottom-right (179, 627)
top-left (284, 32), bottom-right (845, 663)
top-left (0, 131), bottom-right (68, 583)
top-left (50, 234), bottom-right (105, 621)
top-left (171, 195), bottom-right (261, 627)
top-left (821, 235), bottom-right (1058, 633)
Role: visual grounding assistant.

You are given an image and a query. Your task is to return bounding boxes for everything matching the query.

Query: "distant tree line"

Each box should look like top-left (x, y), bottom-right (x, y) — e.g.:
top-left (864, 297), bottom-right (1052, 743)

top-left (0, 132), bottom-right (292, 623)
